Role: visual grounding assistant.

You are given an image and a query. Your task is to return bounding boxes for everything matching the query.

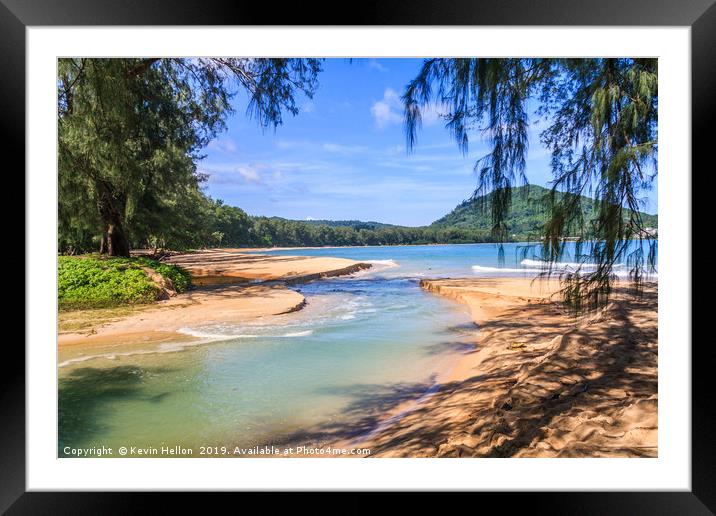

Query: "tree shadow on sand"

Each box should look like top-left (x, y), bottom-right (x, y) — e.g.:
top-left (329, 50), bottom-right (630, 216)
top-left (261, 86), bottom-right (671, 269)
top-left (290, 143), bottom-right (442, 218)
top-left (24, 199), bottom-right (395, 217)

top-left (423, 341), bottom-right (477, 356)
top-left (271, 286), bottom-right (658, 458)
top-left (475, 287), bottom-right (658, 458)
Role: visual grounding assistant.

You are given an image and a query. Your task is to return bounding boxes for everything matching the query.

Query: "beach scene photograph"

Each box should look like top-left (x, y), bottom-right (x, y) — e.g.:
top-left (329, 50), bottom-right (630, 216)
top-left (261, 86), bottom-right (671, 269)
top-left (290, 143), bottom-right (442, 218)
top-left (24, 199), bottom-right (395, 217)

top-left (57, 57), bottom-right (658, 459)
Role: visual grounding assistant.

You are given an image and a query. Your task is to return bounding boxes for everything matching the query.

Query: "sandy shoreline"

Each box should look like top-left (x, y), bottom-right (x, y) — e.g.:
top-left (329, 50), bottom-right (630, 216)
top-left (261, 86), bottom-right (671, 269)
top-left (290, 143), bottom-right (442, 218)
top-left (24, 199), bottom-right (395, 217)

top-left (163, 249), bottom-right (371, 285)
top-left (350, 277), bottom-right (658, 457)
top-left (59, 251), bottom-right (371, 350)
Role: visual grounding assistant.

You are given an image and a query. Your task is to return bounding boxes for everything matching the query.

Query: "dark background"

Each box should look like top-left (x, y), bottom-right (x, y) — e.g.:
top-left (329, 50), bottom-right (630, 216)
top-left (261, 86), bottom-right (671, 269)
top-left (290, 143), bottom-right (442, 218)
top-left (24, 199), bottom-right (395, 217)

top-left (2, 0), bottom-right (713, 513)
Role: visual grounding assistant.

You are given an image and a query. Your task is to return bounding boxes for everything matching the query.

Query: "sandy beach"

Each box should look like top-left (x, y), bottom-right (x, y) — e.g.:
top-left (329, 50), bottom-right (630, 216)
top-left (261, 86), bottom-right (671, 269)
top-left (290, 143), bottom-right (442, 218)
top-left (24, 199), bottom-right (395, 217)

top-left (163, 249), bottom-right (371, 285)
top-left (58, 251), bottom-right (371, 349)
top-left (350, 277), bottom-right (658, 457)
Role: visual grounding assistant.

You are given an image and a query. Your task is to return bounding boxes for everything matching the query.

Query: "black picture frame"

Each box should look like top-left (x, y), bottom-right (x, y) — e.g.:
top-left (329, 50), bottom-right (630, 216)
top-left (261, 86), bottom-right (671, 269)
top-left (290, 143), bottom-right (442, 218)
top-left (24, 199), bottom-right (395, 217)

top-left (4, 0), bottom-right (712, 512)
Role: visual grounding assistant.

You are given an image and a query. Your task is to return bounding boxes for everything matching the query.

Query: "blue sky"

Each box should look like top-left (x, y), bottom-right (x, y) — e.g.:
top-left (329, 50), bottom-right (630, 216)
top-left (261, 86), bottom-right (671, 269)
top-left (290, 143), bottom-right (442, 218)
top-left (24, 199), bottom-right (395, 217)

top-left (199, 58), bottom-right (657, 226)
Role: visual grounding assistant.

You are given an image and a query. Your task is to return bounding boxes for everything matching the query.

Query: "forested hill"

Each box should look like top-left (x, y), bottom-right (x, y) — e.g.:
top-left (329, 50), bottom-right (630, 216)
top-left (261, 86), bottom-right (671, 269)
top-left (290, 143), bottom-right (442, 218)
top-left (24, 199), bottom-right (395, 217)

top-left (298, 219), bottom-right (396, 230)
top-left (431, 185), bottom-right (658, 237)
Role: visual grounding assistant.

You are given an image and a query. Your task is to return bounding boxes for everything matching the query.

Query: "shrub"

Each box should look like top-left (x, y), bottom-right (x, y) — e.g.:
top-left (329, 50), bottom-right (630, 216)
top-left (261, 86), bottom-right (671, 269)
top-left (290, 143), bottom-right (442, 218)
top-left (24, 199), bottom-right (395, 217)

top-left (58, 255), bottom-right (192, 310)
top-left (119, 257), bottom-right (192, 293)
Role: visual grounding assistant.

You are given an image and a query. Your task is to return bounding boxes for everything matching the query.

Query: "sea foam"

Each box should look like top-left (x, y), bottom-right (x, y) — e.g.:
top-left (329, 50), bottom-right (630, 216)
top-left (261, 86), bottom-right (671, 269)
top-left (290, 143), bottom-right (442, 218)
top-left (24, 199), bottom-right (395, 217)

top-left (281, 330), bottom-right (314, 337)
top-left (520, 259), bottom-right (629, 269)
top-left (176, 327), bottom-right (259, 340)
top-left (365, 259), bottom-right (399, 268)
top-left (471, 265), bottom-right (541, 273)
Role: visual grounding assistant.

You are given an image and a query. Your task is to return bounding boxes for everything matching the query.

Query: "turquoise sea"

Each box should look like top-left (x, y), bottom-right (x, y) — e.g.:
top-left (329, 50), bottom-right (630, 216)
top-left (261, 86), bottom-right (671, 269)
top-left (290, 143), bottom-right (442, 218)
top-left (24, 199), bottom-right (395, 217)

top-left (58, 242), bottom-right (657, 456)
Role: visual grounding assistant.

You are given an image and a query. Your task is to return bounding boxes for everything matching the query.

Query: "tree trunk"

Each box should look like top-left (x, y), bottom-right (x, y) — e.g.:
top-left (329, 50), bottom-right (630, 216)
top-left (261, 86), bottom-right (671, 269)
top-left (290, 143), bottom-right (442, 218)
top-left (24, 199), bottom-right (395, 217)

top-left (107, 222), bottom-right (130, 257)
top-left (95, 179), bottom-right (130, 257)
top-left (99, 225), bottom-right (109, 254)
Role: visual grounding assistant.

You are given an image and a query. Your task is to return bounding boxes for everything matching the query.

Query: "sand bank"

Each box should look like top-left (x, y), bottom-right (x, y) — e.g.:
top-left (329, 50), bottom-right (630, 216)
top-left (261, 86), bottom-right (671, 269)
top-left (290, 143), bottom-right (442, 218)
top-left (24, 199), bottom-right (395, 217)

top-left (164, 249), bottom-right (371, 285)
top-left (59, 251), bottom-right (370, 349)
top-left (58, 284), bottom-right (306, 348)
top-left (353, 277), bottom-right (657, 458)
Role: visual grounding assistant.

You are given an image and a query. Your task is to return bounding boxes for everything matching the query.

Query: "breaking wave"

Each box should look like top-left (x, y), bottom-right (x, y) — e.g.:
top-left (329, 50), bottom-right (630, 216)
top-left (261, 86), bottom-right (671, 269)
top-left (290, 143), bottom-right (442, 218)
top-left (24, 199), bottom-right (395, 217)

top-left (281, 330), bottom-right (314, 337)
top-left (471, 260), bottom-right (656, 279)
top-left (365, 259), bottom-right (398, 266)
top-left (471, 265), bottom-right (542, 274)
top-left (520, 259), bottom-right (620, 269)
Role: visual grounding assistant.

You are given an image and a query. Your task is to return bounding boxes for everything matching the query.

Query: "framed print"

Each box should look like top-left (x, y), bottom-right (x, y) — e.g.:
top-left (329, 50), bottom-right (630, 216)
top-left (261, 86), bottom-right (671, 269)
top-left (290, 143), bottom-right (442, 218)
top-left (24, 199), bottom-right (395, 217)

top-left (4, 0), bottom-right (714, 511)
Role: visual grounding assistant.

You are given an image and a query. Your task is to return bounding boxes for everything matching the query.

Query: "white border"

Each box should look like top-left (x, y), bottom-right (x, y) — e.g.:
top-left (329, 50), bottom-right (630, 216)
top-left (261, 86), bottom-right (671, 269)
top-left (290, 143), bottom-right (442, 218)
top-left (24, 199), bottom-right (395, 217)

top-left (27, 27), bottom-right (690, 491)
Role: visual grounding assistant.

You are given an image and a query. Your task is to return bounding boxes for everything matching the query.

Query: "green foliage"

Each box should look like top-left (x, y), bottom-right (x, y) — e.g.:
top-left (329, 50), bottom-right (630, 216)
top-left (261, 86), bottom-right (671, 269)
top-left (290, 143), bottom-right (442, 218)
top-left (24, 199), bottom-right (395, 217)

top-left (125, 257), bottom-right (192, 294)
top-left (182, 186), bottom-right (655, 249)
top-left (432, 185), bottom-right (657, 240)
top-left (244, 216), bottom-right (494, 247)
top-left (58, 58), bottom-right (322, 256)
top-left (58, 256), bottom-right (191, 310)
top-left (300, 219), bottom-right (397, 230)
top-left (404, 58), bottom-right (658, 309)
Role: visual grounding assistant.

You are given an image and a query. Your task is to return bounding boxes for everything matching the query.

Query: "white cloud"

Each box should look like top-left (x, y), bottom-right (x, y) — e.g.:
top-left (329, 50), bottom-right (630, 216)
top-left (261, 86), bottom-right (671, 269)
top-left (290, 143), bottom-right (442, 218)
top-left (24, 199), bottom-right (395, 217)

top-left (370, 88), bottom-right (403, 129)
top-left (275, 139), bottom-right (301, 150)
top-left (367, 59), bottom-right (388, 72)
top-left (305, 216), bottom-right (316, 220)
top-left (207, 137), bottom-right (237, 154)
top-left (371, 88), bottom-right (448, 129)
top-left (322, 142), bottom-right (367, 154)
top-left (420, 103), bottom-right (447, 126)
top-left (236, 166), bottom-right (261, 183)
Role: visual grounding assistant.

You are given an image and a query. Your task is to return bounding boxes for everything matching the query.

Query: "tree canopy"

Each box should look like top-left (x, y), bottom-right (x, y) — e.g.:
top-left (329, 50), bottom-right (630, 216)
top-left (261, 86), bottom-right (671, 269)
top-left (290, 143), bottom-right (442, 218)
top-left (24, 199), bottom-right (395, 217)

top-left (403, 58), bottom-right (658, 309)
top-left (58, 58), bottom-right (321, 256)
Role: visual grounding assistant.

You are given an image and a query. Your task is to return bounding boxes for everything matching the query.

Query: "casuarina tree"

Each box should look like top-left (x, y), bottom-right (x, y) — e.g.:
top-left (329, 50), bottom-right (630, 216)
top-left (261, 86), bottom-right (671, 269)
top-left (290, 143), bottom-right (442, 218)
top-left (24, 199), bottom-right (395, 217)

top-left (58, 58), bottom-right (322, 256)
top-left (403, 58), bottom-right (658, 309)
